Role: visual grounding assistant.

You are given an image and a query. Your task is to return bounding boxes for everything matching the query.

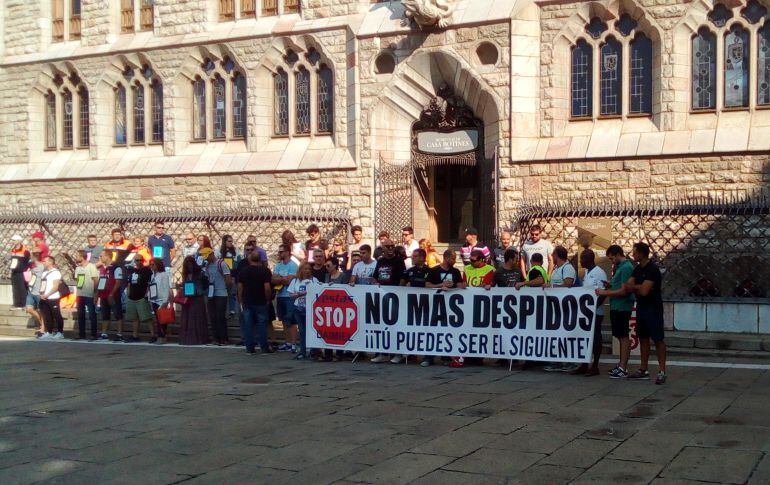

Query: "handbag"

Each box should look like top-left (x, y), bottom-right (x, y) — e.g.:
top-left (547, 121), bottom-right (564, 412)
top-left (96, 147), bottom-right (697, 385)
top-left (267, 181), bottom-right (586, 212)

top-left (173, 290), bottom-right (189, 306)
top-left (156, 306), bottom-right (176, 325)
top-left (58, 281), bottom-right (71, 297)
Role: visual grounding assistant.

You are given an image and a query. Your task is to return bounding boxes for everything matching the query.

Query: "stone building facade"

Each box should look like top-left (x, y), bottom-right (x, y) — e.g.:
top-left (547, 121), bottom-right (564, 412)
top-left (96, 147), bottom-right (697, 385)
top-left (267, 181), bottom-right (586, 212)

top-left (0, 1), bottom-right (769, 330)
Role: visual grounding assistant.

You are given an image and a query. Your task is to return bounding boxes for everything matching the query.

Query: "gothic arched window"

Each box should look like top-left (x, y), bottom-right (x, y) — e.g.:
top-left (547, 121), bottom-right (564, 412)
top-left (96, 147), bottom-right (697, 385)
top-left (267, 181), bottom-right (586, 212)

top-left (45, 90), bottom-right (57, 150)
top-left (600, 37), bottom-right (622, 116)
top-left (630, 33), bottom-right (653, 114)
top-left (133, 83), bottom-right (145, 143)
top-left (724, 24), bottom-right (749, 108)
top-left (295, 67), bottom-right (311, 134)
top-left (571, 39), bottom-right (593, 118)
top-left (62, 89), bottom-right (74, 148)
top-left (759, 23), bottom-right (770, 105)
top-left (232, 73), bottom-right (247, 139)
top-left (151, 80), bottom-right (163, 143)
top-left (317, 65), bottom-right (333, 134)
top-left (692, 28), bottom-right (717, 110)
top-left (78, 86), bottom-right (89, 147)
top-left (193, 76), bottom-right (206, 140)
top-left (274, 68), bottom-right (289, 135)
top-left (115, 84), bottom-right (127, 145)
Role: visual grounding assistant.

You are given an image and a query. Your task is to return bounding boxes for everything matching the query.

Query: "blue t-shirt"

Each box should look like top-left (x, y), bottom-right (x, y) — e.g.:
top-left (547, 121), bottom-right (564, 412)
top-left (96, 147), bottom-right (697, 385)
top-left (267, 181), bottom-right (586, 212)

top-left (147, 234), bottom-right (175, 267)
top-left (274, 260), bottom-right (298, 298)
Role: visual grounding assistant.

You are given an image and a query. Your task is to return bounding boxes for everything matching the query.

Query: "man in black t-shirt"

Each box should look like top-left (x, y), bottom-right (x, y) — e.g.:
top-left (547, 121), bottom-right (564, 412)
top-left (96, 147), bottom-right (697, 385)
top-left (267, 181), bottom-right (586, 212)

top-left (624, 242), bottom-right (667, 384)
top-left (493, 248), bottom-right (523, 287)
top-left (401, 249), bottom-right (431, 287)
top-left (426, 250), bottom-right (466, 290)
top-left (373, 239), bottom-right (405, 286)
top-left (310, 249), bottom-right (328, 282)
top-left (125, 255), bottom-right (155, 343)
top-left (237, 253), bottom-right (274, 354)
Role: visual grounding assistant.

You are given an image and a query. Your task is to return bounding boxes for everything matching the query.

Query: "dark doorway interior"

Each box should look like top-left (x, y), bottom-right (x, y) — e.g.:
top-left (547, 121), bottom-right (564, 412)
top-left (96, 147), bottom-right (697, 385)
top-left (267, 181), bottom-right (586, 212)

top-left (431, 165), bottom-right (480, 244)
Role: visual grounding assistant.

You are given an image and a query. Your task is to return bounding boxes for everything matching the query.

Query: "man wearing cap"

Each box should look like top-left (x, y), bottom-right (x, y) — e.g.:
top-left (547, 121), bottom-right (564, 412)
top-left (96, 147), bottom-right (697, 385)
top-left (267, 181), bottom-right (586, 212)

top-left (9, 235), bottom-right (30, 308)
top-left (124, 254), bottom-right (156, 343)
top-left (201, 247), bottom-right (232, 345)
top-left (31, 231), bottom-right (49, 261)
top-left (460, 227), bottom-right (491, 266)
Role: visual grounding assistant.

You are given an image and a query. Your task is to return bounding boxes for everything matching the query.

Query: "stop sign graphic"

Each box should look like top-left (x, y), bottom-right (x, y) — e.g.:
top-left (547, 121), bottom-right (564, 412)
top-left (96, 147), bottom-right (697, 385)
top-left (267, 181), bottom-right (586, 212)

top-left (312, 288), bottom-right (359, 346)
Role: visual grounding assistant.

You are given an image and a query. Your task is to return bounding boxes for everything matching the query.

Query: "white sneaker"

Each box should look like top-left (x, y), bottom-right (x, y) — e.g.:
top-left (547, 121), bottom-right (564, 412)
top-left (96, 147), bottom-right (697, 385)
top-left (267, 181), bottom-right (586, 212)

top-left (370, 355), bottom-right (389, 363)
top-left (52, 332), bottom-right (65, 340)
top-left (38, 333), bottom-right (52, 340)
top-left (420, 360), bottom-right (431, 367)
top-left (390, 355), bottom-right (404, 364)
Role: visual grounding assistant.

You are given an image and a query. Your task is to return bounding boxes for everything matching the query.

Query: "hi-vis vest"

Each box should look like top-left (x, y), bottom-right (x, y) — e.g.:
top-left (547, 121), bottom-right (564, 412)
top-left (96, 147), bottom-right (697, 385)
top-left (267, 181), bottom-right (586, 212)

top-left (527, 265), bottom-right (549, 284)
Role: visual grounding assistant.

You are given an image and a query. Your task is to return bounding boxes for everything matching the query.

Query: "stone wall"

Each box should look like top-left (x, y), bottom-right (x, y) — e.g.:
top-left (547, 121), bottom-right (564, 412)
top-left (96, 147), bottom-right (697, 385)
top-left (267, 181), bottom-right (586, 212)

top-left (3, 0), bottom-right (45, 56)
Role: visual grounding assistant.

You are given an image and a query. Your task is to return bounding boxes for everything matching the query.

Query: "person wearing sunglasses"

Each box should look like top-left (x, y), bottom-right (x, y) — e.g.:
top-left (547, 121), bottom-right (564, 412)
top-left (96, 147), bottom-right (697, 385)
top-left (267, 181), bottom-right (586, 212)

top-left (370, 239), bottom-right (406, 364)
top-left (273, 244), bottom-right (299, 353)
top-left (147, 221), bottom-right (176, 272)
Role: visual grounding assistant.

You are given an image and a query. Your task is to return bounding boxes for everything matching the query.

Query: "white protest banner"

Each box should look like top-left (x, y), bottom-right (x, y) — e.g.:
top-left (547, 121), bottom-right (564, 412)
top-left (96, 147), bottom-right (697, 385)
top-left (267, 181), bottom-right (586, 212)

top-left (305, 284), bottom-right (598, 363)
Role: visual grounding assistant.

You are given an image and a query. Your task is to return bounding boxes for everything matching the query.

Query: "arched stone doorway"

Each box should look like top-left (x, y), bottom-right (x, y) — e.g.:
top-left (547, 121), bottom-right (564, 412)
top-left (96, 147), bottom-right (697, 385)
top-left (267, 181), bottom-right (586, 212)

top-left (369, 50), bottom-right (503, 246)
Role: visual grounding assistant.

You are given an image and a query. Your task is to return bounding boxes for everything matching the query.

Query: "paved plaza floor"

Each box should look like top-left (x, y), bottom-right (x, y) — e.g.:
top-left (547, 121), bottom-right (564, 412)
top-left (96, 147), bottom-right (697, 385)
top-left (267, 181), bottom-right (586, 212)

top-left (0, 339), bottom-right (768, 485)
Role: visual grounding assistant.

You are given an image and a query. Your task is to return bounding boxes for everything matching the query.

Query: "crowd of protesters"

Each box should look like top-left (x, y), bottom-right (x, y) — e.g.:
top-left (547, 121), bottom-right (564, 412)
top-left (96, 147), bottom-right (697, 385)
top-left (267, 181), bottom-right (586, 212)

top-left (6, 222), bottom-right (667, 384)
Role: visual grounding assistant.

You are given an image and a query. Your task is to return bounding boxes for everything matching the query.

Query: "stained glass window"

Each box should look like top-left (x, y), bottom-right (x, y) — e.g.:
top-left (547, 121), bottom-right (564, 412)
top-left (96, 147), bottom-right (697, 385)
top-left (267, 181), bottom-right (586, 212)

top-left (133, 84), bottom-right (145, 143)
top-left (62, 89), bottom-right (73, 148)
top-left (274, 69), bottom-right (289, 135)
top-left (742, 0), bottom-right (768, 24)
top-left (45, 91), bottom-right (57, 149)
top-left (193, 77), bottom-right (206, 140)
top-left (151, 81), bottom-right (163, 143)
top-left (232, 73), bottom-right (246, 139)
top-left (600, 37), bottom-right (622, 116)
top-left (78, 87), bottom-right (89, 147)
top-left (317, 66), bottom-right (333, 133)
top-left (630, 34), bottom-right (653, 114)
top-left (295, 67), bottom-right (311, 134)
top-left (115, 84), bottom-right (127, 145)
top-left (724, 25), bottom-right (749, 108)
top-left (212, 75), bottom-right (226, 139)
top-left (615, 13), bottom-right (638, 37)
top-left (692, 28), bottom-right (716, 110)
top-left (708, 4), bottom-right (734, 28)
top-left (759, 24), bottom-right (770, 105)
top-left (571, 39), bottom-right (593, 118)
top-left (585, 17), bottom-right (608, 39)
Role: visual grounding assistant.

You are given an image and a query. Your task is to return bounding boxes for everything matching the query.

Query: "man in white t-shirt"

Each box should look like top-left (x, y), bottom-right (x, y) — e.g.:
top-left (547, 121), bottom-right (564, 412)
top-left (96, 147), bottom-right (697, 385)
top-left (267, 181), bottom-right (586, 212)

top-left (347, 225), bottom-right (370, 270)
top-left (576, 249), bottom-right (608, 376)
top-left (520, 224), bottom-right (555, 276)
top-left (400, 226), bottom-right (420, 269)
top-left (544, 246), bottom-right (578, 373)
top-left (349, 245), bottom-right (377, 286)
top-left (39, 256), bottom-right (65, 340)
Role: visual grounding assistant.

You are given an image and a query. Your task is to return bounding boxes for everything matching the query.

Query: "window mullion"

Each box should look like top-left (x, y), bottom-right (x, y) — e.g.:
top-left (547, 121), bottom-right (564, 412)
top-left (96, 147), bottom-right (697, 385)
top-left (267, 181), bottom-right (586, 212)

top-left (593, 41), bottom-right (600, 118)
top-left (716, 29), bottom-right (724, 109)
top-left (750, 25), bottom-right (758, 109)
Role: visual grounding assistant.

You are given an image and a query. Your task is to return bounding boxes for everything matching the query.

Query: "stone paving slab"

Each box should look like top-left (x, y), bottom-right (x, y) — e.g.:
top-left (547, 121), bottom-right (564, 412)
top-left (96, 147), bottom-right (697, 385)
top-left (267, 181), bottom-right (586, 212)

top-left (0, 340), bottom-right (769, 485)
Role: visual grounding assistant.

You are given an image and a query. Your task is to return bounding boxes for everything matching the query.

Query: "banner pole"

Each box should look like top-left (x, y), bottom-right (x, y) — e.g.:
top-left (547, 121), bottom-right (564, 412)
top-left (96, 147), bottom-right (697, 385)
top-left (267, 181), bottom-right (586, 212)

top-left (508, 359), bottom-right (513, 372)
top-left (352, 352), bottom-right (360, 363)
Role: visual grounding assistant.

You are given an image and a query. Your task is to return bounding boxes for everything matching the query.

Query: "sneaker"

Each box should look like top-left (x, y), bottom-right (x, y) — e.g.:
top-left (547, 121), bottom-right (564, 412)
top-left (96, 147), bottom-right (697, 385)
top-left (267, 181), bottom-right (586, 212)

top-left (113, 334), bottom-right (125, 342)
top-left (543, 363), bottom-right (564, 372)
top-left (99, 333), bottom-right (109, 340)
top-left (420, 359), bottom-right (432, 367)
top-left (35, 331), bottom-right (43, 338)
top-left (291, 345), bottom-right (298, 354)
top-left (149, 337), bottom-right (158, 344)
top-left (294, 353), bottom-right (306, 360)
top-left (561, 363), bottom-right (579, 373)
top-left (608, 366), bottom-right (628, 379)
top-left (52, 332), bottom-right (65, 340)
top-left (229, 311), bottom-right (236, 317)
top-left (449, 357), bottom-right (465, 368)
top-left (370, 355), bottom-right (389, 364)
top-left (655, 371), bottom-right (667, 385)
top-left (628, 369), bottom-right (650, 380)
top-left (246, 348), bottom-right (256, 355)
top-left (277, 343), bottom-right (293, 352)
top-left (38, 333), bottom-right (52, 340)
top-left (390, 355), bottom-right (404, 364)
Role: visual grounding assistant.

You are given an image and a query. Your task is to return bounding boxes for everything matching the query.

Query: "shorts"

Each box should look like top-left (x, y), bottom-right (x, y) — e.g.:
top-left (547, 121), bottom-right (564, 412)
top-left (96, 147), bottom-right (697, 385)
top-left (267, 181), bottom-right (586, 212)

top-left (25, 293), bottom-right (40, 309)
top-left (610, 310), bottom-right (631, 339)
top-left (635, 306), bottom-right (665, 342)
top-left (276, 297), bottom-right (296, 326)
top-left (124, 298), bottom-right (154, 322)
top-left (101, 297), bottom-right (124, 321)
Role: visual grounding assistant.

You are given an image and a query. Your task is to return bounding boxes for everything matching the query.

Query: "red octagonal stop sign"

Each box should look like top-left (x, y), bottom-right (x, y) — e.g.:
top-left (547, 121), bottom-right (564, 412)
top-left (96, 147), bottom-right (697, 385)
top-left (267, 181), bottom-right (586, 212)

top-left (312, 288), bottom-right (359, 346)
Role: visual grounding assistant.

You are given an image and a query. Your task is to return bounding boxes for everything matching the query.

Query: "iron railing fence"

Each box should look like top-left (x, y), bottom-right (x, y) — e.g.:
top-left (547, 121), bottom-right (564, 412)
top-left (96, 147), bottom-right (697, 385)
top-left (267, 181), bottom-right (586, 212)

top-left (512, 191), bottom-right (770, 302)
top-left (0, 204), bottom-right (350, 283)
